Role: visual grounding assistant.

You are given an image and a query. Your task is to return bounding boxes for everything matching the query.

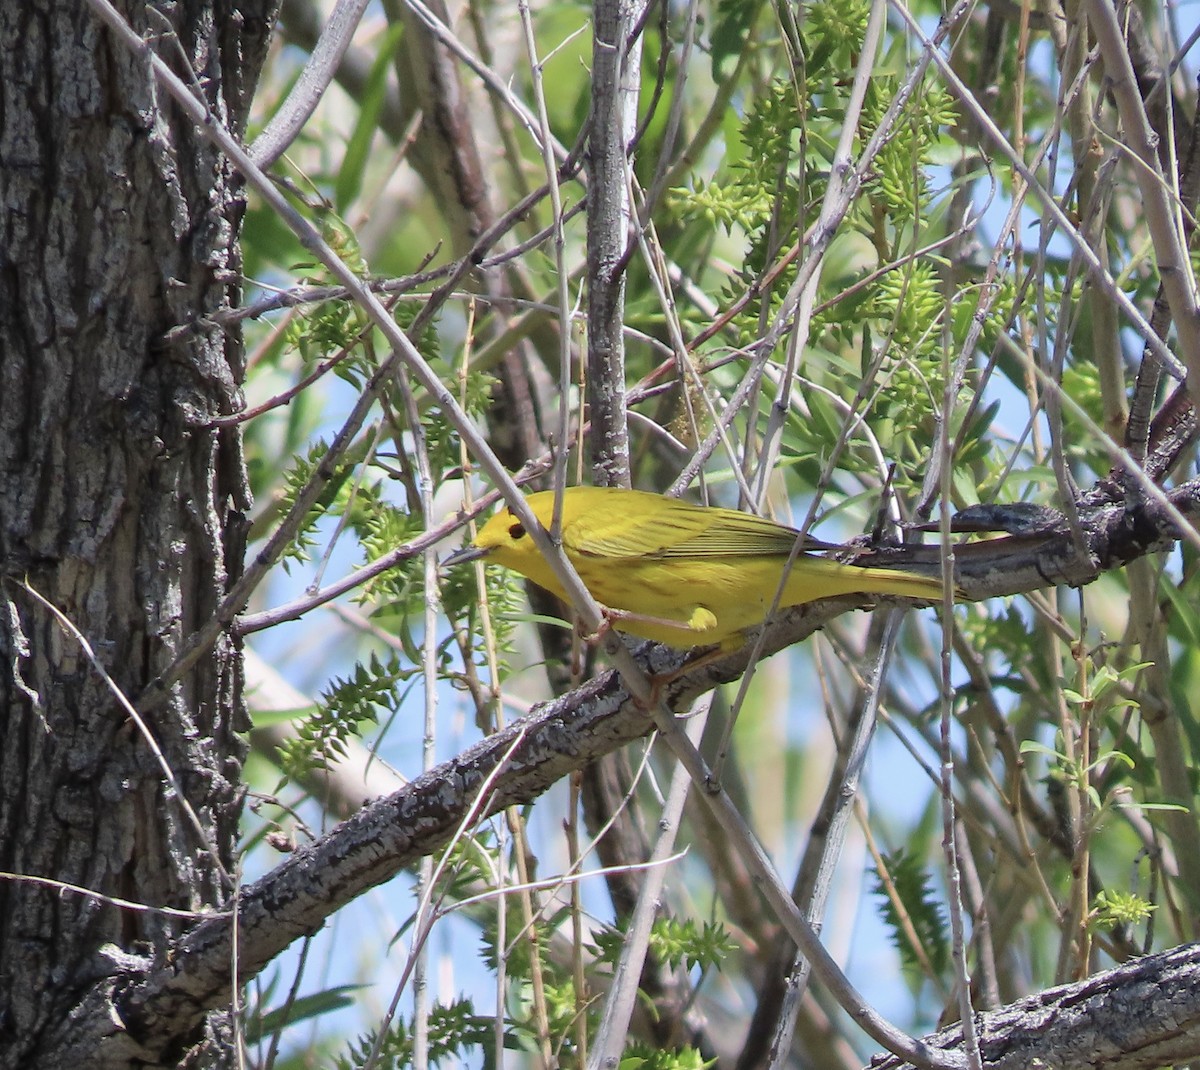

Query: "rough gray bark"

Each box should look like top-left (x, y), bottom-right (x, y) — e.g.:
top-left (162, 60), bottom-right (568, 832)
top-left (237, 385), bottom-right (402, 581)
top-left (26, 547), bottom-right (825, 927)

top-left (586, 0), bottom-right (643, 488)
top-left (0, 0), bottom-right (271, 1065)
top-left (868, 944), bottom-right (1200, 1070)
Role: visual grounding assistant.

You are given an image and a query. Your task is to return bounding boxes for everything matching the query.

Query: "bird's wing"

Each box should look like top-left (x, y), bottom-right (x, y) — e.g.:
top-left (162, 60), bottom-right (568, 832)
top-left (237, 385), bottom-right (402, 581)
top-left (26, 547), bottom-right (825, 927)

top-left (560, 495), bottom-right (689, 558)
top-left (654, 506), bottom-right (810, 558)
top-left (567, 497), bottom-right (815, 559)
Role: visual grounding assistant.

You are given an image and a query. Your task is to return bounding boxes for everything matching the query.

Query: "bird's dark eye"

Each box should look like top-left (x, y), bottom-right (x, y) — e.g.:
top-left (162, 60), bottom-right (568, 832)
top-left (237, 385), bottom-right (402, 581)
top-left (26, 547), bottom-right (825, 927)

top-left (508, 522), bottom-right (526, 540)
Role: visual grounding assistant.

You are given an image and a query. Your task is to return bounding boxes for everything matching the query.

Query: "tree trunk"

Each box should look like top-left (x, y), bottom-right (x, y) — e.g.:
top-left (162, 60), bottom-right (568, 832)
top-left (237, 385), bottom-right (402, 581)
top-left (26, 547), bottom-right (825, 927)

top-left (0, 0), bottom-right (272, 1064)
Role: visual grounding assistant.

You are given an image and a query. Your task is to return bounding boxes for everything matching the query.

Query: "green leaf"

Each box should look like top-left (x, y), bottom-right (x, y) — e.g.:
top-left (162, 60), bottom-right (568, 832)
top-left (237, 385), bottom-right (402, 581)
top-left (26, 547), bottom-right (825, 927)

top-left (249, 985), bottom-right (363, 1042)
top-left (336, 23), bottom-right (406, 212)
top-left (710, 0), bottom-right (763, 80)
top-left (873, 850), bottom-right (949, 980)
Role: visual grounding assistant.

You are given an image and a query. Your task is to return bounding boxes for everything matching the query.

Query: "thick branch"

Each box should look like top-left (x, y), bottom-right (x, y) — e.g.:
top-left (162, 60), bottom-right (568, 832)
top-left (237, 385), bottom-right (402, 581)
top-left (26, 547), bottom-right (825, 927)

top-left (868, 944), bottom-right (1200, 1070)
top-left (47, 486), bottom-right (1200, 1065)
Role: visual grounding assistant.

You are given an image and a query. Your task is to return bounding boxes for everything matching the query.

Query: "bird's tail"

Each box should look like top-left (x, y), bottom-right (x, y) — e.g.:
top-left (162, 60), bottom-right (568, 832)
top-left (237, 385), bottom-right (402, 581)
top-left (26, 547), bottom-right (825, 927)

top-left (785, 558), bottom-right (955, 604)
top-left (839, 563), bottom-right (954, 602)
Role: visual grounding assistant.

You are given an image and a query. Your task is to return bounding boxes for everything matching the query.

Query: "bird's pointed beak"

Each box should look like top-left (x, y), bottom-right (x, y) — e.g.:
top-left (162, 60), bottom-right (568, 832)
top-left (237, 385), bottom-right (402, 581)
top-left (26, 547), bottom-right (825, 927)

top-left (442, 543), bottom-right (489, 568)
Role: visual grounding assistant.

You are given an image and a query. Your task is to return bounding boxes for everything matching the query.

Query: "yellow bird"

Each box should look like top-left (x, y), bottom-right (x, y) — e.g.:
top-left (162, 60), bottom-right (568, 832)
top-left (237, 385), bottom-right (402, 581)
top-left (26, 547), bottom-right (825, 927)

top-left (447, 486), bottom-right (951, 650)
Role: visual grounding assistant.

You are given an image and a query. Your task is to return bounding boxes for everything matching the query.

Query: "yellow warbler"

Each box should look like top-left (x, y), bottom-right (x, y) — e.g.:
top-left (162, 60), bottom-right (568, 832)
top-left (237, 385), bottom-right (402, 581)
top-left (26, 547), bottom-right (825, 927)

top-left (449, 486), bottom-right (950, 650)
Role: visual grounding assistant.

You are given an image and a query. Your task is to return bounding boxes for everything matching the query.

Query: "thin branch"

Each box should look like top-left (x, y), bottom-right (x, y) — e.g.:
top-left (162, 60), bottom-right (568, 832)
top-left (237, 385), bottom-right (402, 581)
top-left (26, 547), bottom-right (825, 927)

top-left (249, 0), bottom-right (373, 168)
top-left (586, 0), bottom-right (647, 487)
top-left (1086, 0), bottom-right (1200, 391)
top-left (586, 699), bottom-right (713, 1070)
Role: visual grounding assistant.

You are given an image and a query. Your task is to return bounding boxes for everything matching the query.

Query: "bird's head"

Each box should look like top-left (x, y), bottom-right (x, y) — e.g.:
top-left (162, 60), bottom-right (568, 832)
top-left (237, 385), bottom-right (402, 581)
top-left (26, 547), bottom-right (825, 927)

top-left (442, 496), bottom-right (551, 572)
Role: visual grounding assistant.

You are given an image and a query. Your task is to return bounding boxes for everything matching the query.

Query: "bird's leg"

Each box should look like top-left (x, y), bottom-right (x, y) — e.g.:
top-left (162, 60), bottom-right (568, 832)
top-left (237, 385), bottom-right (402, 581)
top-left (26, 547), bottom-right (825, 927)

top-left (574, 606), bottom-right (639, 653)
top-left (580, 605), bottom-right (729, 708)
top-left (583, 605), bottom-right (719, 642)
top-left (577, 606), bottom-right (618, 646)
